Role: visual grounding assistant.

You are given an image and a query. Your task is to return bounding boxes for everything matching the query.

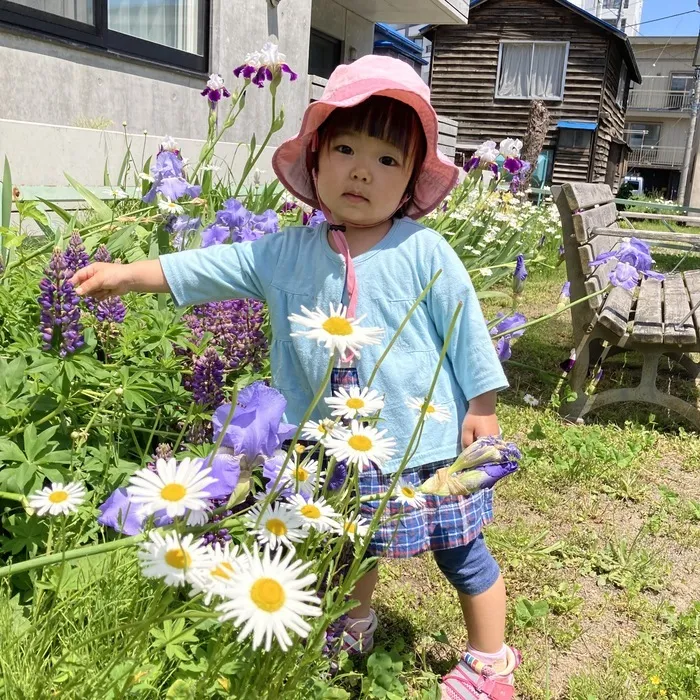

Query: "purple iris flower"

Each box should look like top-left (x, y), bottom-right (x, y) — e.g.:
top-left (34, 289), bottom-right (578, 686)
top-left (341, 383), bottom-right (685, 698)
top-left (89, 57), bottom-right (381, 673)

top-left (151, 150), bottom-right (183, 180)
top-left (97, 487), bottom-right (144, 536)
top-left (262, 451), bottom-right (292, 496)
top-left (143, 150), bottom-right (197, 204)
top-left (328, 460), bottom-right (348, 491)
top-left (503, 157), bottom-right (523, 174)
top-left (495, 337), bottom-right (512, 362)
top-left (560, 349), bottom-right (577, 373)
top-left (201, 224), bottom-right (231, 248)
top-left (513, 255), bottom-right (528, 294)
top-left (211, 382), bottom-right (296, 464)
top-left (464, 156), bottom-right (481, 172)
top-left (236, 224), bottom-right (263, 243)
top-left (217, 199), bottom-right (250, 230)
top-left (201, 73), bottom-right (231, 105)
top-left (304, 209), bottom-right (326, 226)
top-left (252, 209), bottom-right (279, 234)
top-left (609, 261), bottom-right (640, 291)
top-left (472, 461), bottom-right (519, 490)
top-left (281, 202), bottom-right (298, 213)
top-left (202, 451), bottom-right (242, 500)
top-left (157, 177), bottom-right (201, 202)
top-left (490, 312), bottom-right (527, 339)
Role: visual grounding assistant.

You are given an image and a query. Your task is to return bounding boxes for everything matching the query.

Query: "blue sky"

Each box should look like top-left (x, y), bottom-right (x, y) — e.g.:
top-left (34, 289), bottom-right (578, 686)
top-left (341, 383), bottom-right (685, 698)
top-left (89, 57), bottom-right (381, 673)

top-left (640, 0), bottom-right (699, 36)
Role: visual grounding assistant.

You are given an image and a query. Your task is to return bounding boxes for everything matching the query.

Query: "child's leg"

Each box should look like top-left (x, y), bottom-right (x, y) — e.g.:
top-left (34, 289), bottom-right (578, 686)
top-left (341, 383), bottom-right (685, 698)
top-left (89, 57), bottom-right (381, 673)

top-left (457, 573), bottom-right (506, 654)
top-left (347, 565), bottom-right (379, 619)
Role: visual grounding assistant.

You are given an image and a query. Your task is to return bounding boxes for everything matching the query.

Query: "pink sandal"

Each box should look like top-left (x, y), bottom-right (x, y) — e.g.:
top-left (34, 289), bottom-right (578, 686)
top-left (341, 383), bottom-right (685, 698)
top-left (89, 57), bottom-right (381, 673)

top-left (341, 609), bottom-right (378, 654)
top-left (441, 645), bottom-right (521, 700)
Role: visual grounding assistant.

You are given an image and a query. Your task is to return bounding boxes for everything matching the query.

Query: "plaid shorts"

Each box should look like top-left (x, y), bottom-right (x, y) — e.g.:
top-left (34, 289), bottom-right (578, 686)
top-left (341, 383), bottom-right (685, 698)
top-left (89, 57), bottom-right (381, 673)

top-left (358, 461), bottom-right (494, 559)
top-left (330, 365), bottom-right (493, 560)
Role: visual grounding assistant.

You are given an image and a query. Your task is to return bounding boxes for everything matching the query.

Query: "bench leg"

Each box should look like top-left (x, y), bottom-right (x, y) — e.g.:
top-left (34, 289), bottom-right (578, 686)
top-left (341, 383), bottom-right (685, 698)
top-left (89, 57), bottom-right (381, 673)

top-left (664, 352), bottom-right (700, 380)
top-left (561, 351), bottom-right (700, 430)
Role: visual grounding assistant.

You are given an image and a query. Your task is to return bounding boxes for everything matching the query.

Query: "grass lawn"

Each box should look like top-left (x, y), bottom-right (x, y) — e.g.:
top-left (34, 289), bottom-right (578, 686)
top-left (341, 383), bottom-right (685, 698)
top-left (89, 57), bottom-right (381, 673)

top-left (354, 263), bottom-right (700, 699)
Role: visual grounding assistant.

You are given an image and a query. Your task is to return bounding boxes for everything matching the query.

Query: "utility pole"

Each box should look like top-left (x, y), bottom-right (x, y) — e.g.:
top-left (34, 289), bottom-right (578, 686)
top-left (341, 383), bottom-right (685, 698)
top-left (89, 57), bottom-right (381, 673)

top-left (678, 15), bottom-right (700, 205)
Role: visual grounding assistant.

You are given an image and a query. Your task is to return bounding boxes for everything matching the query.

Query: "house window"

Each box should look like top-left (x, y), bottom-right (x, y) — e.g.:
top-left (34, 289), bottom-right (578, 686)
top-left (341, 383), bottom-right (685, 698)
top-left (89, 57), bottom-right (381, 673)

top-left (0, 0), bottom-right (208, 72)
top-left (559, 129), bottom-right (593, 149)
top-left (627, 123), bottom-right (661, 148)
top-left (620, 19), bottom-right (626, 33)
top-left (603, 0), bottom-right (621, 8)
top-left (496, 41), bottom-right (568, 100)
top-left (616, 63), bottom-right (629, 107)
top-left (309, 28), bottom-right (342, 79)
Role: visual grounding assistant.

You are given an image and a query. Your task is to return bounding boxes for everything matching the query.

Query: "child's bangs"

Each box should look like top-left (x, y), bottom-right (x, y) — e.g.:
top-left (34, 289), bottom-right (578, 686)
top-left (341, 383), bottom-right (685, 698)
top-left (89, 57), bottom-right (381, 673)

top-left (320, 96), bottom-right (426, 165)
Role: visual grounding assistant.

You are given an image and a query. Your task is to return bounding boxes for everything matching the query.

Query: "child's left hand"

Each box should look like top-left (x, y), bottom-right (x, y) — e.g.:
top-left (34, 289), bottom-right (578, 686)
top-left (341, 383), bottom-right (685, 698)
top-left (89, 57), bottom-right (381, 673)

top-left (461, 390), bottom-right (500, 447)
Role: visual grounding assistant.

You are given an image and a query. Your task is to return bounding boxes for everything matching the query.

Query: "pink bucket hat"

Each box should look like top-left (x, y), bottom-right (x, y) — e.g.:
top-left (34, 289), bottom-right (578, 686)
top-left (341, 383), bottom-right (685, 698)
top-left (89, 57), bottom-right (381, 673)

top-left (272, 54), bottom-right (459, 220)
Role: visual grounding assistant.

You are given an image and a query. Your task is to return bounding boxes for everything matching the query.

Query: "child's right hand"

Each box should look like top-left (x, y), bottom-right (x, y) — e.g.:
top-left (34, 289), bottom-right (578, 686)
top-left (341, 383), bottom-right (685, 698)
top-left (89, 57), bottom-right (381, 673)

top-left (70, 263), bottom-right (133, 301)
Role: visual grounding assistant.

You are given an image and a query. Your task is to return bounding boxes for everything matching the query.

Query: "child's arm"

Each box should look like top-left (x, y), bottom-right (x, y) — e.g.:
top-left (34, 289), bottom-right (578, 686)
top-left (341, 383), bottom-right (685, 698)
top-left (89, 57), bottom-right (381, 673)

top-left (425, 238), bottom-right (508, 446)
top-left (71, 260), bottom-right (169, 300)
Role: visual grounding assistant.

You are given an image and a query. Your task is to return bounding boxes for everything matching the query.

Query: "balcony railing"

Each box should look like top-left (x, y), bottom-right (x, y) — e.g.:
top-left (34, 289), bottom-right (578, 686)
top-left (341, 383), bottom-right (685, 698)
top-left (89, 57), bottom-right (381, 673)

top-left (627, 89), bottom-right (693, 112)
top-left (628, 146), bottom-right (685, 168)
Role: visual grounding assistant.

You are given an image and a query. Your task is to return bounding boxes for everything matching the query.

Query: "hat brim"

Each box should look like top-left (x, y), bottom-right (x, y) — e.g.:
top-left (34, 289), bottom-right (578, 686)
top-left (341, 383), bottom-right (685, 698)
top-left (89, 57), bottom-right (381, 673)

top-left (272, 82), bottom-right (458, 220)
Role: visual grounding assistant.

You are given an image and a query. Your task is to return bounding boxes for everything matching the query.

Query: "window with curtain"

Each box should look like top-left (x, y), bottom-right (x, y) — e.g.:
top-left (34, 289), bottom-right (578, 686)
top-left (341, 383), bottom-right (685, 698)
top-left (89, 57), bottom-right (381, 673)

top-left (496, 42), bottom-right (568, 100)
top-left (616, 63), bottom-right (629, 107)
top-left (627, 123), bottom-right (661, 148)
top-left (108, 0), bottom-right (203, 56)
top-left (3, 0), bottom-right (93, 23)
top-left (0, 0), bottom-right (207, 70)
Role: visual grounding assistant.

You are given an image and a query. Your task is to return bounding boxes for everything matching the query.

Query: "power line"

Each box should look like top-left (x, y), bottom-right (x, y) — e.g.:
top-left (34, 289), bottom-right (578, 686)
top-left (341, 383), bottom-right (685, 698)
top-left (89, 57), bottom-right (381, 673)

top-left (626, 9), bottom-right (699, 29)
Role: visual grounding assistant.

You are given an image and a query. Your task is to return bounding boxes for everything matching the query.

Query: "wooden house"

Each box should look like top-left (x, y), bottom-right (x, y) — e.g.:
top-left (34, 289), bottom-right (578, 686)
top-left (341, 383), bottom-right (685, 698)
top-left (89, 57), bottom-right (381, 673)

top-left (423, 0), bottom-right (642, 188)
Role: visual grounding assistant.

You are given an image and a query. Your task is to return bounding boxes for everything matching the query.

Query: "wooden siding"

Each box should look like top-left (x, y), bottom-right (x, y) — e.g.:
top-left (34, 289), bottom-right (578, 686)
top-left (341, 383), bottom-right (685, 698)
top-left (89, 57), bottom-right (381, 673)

top-left (429, 0), bottom-right (628, 185)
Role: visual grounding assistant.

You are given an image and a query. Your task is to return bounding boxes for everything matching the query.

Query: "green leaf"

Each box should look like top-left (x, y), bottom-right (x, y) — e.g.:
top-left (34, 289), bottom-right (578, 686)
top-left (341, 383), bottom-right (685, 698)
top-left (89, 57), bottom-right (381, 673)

top-left (63, 173), bottom-right (112, 220)
top-left (103, 158), bottom-right (111, 187)
top-left (0, 439), bottom-right (27, 463)
top-left (22, 423), bottom-right (38, 462)
top-left (527, 422), bottom-right (546, 441)
top-left (117, 147), bottom-right (130, 189)
top-left (1, 157), bottom-right (12, 230)
top-left (475, 290), bottom-right (512, 300)
top-left (36, 197), bottom-right (71, 225)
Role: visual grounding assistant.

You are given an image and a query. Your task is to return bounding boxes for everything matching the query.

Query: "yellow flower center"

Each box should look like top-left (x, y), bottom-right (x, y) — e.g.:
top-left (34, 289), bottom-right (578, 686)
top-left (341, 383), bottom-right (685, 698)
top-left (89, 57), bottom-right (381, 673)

top-left (294, 444), bottom-right (305, 454)
top-left (48, 490), bottom-right (69, 504)
top-left (318, 423), bottom-right (329, 435)
top-left (348, 435), bottom-right (372, 452)
top-left (322, 317), bottom-right (353, 336)
top-left (161, 483), bottom-right (186, 502)
top-left (301, 504), bottom-right (321, 519)
top-left (250, 577), bottom-right (286, 612)
top-left (164, 548), bottom-right (191, 569)
top-left (266, 518), bottom-right (288, 536)
top-left (293, 467), bottom-right (310, 482)
top-left (426, 404), bottom-right (436, 414)
top-left (211, 561), bottom-right (235, 579)
top-left (346, 398), bottom-right (365, 410)
top-left (401, 486), bottom-right (416, 499)
top-left (345, 521), bottom-right (357, 534)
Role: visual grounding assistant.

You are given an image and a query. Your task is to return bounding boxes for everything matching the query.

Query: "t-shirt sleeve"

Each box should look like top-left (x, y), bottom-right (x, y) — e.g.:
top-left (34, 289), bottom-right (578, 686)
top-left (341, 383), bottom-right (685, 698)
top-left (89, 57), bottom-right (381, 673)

top-left (426, 237), bottom-right (509, 401)
top-left (159, 233), bottom-right (283, 307)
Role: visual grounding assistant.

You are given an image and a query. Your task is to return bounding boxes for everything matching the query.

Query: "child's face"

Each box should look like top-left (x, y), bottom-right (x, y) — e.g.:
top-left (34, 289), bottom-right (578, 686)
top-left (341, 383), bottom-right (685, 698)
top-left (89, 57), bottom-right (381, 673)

top-left (316, 130), bottom-right (414, 227)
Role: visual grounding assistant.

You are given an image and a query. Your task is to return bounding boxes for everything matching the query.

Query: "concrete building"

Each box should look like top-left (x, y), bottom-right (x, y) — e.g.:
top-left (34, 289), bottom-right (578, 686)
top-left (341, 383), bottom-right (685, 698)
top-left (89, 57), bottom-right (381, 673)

top-left (568, 0), bottom-right (643, 36)
top-left (624, 36), bottom-right (696, 200)
top-left (0, 0), bottom-right (467, 189)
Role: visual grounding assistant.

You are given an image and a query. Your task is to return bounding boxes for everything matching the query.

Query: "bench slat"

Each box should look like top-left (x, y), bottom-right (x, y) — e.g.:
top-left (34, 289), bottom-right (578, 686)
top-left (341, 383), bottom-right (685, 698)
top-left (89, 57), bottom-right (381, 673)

top-left (621, 211), bottom-right (700, 225)
top-left (599, 285), bottom-right (633, 337)
top-left (578, 233), bottom-right (620, 268)
top-left (683, 270), bottom-right (700, 331)
top-left (573, 203), bottom-right (619, 243)
top-left (663, 274), bottom-right (697, 345)
top-left (562, 183), bottom-right (614, 211)
top-left (591, 227), bottom-right (700, 250)
top-left (631, 278), bottom-right (663, 344)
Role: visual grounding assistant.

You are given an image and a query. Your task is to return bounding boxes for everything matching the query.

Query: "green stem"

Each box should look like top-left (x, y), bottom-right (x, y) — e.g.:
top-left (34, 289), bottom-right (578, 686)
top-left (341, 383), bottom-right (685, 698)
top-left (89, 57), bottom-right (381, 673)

top-left (491, 285), bottom-right (611, 339)
top-left (0, 534), bottom-right (144, 579)
top-left (0, 491), bottom-right (27, 505)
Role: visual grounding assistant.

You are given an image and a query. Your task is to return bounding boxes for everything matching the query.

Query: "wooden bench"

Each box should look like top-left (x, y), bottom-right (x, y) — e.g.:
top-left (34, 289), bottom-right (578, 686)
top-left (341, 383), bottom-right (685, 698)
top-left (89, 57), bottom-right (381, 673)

top-left (552, 182), bottom-right (700, 429)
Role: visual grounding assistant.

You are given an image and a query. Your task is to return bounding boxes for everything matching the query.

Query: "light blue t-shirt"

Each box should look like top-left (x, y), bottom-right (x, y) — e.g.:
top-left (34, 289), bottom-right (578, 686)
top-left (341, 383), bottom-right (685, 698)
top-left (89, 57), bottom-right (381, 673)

top-left (160, 218), bottom-right (508, 473)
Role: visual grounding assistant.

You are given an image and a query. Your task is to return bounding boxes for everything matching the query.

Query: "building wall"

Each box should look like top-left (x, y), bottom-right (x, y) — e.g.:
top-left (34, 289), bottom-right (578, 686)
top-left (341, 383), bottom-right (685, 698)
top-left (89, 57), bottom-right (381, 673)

top-left (568, 0), bottom-right (643, 36)
top-left (310, 0), bottom-right (374, 64)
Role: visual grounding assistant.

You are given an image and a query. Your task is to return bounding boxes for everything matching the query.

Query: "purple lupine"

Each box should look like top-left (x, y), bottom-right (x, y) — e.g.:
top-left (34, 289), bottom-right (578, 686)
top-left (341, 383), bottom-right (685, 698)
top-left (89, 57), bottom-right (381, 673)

top-left (183, 299), bottom-right (267, 374)
top-left (203, 497), bottom-right (234, 547)
top-left (201, 73), bottom-right (231, 106)
top-left (96, 296), bottom-right (127, 324)
top-left (146, 443), bottom-right (174, 472)
top-left (513, 255), bottom-right (528, 295)
top-left (192, 347), bottom-right (225, 407)
top-left (38, 249), bottom-right (84, 357)
top-left (93, 244), bottom-right (112, 263)
top-left (63, 232), bottom-right (90, 275)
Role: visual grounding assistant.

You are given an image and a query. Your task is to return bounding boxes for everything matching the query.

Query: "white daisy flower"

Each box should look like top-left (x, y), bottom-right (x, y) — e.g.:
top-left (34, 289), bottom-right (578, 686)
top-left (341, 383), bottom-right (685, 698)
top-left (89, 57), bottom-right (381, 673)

top-left (286, 494), bottom-right (340, 533)
top-left (325, 386), bottom-right (384, 420)
top-left (216, 545), bottom-right (322, 652)
top-left (392, 478), bottom-right (426, 509)
top-left (189, 542), bottom-right (244, 604)
top-left (406, 397), bottom-right (451, 423)
top-left (138, 531), bottom-right (211, 587)
top-left (110, 187), bottom-right (128, 200)
top-left (127, 457), bottom-right (216, 519)
top-left (338, 515), bottom-right (370, 542)
top-left (479, 268), bottom-right (493, 277)
top-left (324, 420), bottom-right (397, 469)
top-left (523, 393), bottom-right (540, 407)
top-left (158, 198), bottom-right (183, 216)
top-left (282, 455), bottom-right (321, 499)
top-left (28, 481), bottom-right (86, 517)
top-left (301, 418), bottom-right (337, 445)
top-left (185, 504), bottom-right (212, 527)
top-left (289, 303), bottom-right (384, 358)
top-left (245, 502), bottom-right (308, 549)
top-left (137, 172), bottom-right (155, 183)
